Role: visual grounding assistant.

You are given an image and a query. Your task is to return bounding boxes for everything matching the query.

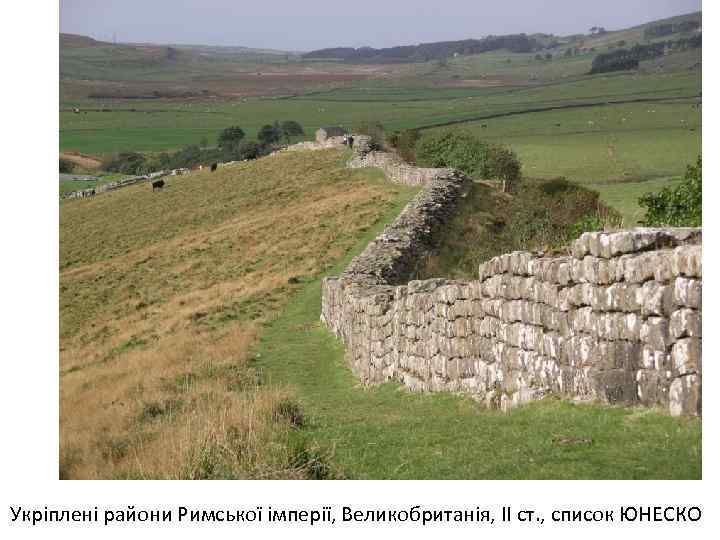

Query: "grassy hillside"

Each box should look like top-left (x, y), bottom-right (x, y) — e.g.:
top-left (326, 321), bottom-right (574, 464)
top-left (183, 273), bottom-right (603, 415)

top-left (59, 149), bottom-right (419, 478)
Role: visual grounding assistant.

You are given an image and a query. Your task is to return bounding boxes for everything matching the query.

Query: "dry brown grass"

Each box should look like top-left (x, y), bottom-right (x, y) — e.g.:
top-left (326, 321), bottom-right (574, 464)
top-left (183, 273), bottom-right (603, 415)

top-left (59, 149), bottom-right (412, 478)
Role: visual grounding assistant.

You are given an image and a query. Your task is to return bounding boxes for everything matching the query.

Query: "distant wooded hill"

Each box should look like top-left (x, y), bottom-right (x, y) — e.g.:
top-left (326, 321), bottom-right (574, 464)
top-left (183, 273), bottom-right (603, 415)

top-left (302, 34), bottom-right (542, 63)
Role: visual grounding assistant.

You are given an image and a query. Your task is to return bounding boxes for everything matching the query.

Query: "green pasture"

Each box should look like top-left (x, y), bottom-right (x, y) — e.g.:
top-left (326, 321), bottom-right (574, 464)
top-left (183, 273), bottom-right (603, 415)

top-left (446, 101), bottom-right (701, 184)
top-left (589, 177), bottom-right (683, 226)
top-left (60, 69), bottom-right (700, 155)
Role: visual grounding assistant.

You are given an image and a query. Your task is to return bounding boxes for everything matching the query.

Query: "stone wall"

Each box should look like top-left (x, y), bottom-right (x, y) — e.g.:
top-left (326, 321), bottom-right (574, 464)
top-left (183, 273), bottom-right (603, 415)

top-left (347, 143), bottom-right (453, 186)
top-left (277, 136), bottom-right (347, 153)
top-left (320, 141), bottom-right (702, 416)
top-left (61, 171), bottom-right (170, 200)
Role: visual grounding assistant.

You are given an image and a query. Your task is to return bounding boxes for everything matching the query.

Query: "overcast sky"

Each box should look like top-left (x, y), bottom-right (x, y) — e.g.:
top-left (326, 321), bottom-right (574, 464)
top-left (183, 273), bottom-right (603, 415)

top-left (59, 0), bottom-right (702, 51)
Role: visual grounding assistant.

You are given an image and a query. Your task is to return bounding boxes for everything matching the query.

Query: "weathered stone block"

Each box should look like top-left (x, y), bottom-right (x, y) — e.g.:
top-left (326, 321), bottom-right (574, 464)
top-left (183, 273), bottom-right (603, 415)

top-left (641, 281), bottom-right (672, 317)
top-left (669, 308), bottom-right (701, 339)
top-left (671, 338), bottom-right (701, 375)
top-left (673, 277), bottom-right (702, 309)
top-left (671, 245), bottom-right (702, 278)
top-left (592, 369), bottom-right (637, 404)
top-left (669, 374), bottom-right (701, 416)
top-left (640, 317), bottom-right (670, 351)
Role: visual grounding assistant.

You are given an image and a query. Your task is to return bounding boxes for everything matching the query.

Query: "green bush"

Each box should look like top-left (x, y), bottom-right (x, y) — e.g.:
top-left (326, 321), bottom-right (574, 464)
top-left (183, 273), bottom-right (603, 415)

top-left (416, 131), bottom-right (522, 191)
top-left (415, 131), bottom-right (490, 177)
top-left (486, 144), bottom-right (521, 193)
top-left (103, 152), bottom-right (148, 175)
top-left (419, 178), bottom-right (620, 279)
top-left (217, 126), bottom-right (245, 150)
top-left (639, 155), bottom-right (701, 227)
top-left (280, 120), bottom-right (304, 144)
top-left (59, 158), bottom-right (75, 174)
top-left (387, 128), bottom-right (420, 162)
top-left (258, 123), bottom-right (282, 145)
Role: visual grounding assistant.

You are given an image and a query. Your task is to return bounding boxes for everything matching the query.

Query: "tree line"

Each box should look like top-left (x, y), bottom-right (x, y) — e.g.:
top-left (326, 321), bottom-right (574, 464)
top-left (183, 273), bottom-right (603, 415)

top-left (644, 19), bottom-right (700, 40)
top-left (101, 121), bottom-right (305, 175)
top-left (303, 34), bottom-right (540, 63)
top-left (589, 34), bottom-right (701, 74)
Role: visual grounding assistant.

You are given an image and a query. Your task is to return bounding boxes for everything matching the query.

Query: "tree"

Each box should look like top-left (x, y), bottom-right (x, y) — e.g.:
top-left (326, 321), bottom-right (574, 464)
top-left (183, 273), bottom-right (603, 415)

top-left (257, 123), bottom-right (282, 145)
top-left (545, 52), bottom-right (553, 61)
top-left (237, 141), bottom-right (262, 160)
top-left (415, 131), bottom-right (490, 177)
top-left (59, 158), bottom-right (75, 174)
top-left (280, 120), bottom-right (304, 144)
top-left (486, 145), bottom-right (522, 193)
top-left (639, 155), bottom-right (701, 226)
top-left (416, 131), bottom-right (522, 192)
top-left (103, 152), bottom-right (147, 175)
top-left (217, 126), bottom-right (245, 150)
top-left (387, 129), bottom-right (420, 162)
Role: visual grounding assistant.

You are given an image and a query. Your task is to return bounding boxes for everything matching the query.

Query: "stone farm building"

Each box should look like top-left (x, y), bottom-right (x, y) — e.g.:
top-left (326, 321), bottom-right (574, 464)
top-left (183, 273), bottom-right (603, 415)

top-left (316, 126), bottom-right (347, 143)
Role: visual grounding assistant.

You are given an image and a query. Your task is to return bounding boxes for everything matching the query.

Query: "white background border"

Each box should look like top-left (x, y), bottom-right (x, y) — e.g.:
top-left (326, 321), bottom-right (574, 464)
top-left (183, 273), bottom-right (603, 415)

top-left (0, 1), bottom-right (714, 538)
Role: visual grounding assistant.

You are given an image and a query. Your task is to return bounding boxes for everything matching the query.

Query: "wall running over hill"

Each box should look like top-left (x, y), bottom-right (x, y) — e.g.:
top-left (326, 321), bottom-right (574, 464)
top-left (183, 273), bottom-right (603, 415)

top-left (61, 171), bottom-right (173, 200)
top-left (321, 139), bottom-right (702, 416)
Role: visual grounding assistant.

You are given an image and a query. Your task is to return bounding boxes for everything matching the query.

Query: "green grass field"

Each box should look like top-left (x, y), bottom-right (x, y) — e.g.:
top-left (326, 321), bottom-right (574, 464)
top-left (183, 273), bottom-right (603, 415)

top-left (60, 69), bottom-right (700, 153)
top-left (447, 100), bottom-right (700, 184)
top-left (59, 172), bottom-right (132, 195)
top-left (589, 177), bottom-right (683, 225)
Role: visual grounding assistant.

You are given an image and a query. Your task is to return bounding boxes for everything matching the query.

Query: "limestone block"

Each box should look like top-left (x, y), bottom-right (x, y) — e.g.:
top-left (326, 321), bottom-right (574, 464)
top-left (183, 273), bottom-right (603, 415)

top-left (636, 369), bottom-right (667, 406)
top-left (669, 308), bottom-right (701, 339)
top-left (673, 277), bottom-right (702, 309)
top-left (641, 281), bottom-right (672, 317)
top-left (672, 245), bottom-right (702, 278)
top-left (671, 338), bottom-right (701, 375)
top-left (592, 369), bottom-right (637, 404)
top-left (608, 231), bottom-right (635, 256)
top-left (640, 346), bottom-right (669, 371)
top-left (669, 374), bottom-right (701, 416)
top-left (652, 254), bottom-right (674, 283)
top-left (623, 254), bottom-right (656, 283)
top-left (620, 313), bottom-right (642, 341)
top-left (640, 317), bottom-right (670, 351)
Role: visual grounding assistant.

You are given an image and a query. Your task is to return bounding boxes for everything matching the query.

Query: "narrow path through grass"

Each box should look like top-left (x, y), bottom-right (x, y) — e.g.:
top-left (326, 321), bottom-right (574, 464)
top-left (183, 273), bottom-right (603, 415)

top-left (253, 189), bottom-right (701, 480)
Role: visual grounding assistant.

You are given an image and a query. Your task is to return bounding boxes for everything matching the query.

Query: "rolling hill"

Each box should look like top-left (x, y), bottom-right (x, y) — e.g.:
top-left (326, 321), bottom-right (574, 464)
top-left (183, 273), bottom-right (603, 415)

top-left (59, 148), bottom-right (419, 478)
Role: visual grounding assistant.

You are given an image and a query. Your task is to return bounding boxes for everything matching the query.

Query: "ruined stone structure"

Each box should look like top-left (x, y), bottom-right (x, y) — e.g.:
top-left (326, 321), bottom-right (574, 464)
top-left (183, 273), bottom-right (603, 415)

top-left (321, 138), bottom-right (702, 416)
top-left (316, 126), bottom-right (347, 143)
top-left (278, 137), bottom-right (347, 153)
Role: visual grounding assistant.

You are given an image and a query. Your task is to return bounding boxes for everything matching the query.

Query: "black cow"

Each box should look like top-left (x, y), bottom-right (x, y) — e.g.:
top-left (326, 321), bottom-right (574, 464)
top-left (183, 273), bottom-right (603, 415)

top-left (211, 162), bottom-right (218, 172)
top-left (151, 179), bottom-right (165, 191)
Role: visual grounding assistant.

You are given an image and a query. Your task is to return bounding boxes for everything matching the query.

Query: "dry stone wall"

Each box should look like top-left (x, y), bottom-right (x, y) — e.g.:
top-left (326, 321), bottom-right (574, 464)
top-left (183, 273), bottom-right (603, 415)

top-left (321, 139), bottom-right (702, 416)
top-left (61, 171), bottom-right (171, 200)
